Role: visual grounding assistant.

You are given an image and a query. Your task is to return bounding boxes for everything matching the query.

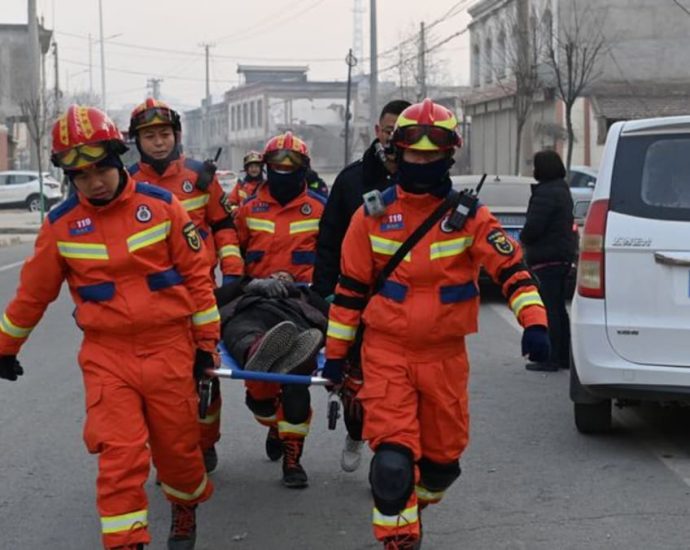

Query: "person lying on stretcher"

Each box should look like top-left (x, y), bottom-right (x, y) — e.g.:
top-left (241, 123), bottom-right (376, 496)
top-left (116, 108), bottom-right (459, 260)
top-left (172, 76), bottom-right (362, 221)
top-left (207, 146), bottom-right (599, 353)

top-left (214, 271), bottom-right (327, 374)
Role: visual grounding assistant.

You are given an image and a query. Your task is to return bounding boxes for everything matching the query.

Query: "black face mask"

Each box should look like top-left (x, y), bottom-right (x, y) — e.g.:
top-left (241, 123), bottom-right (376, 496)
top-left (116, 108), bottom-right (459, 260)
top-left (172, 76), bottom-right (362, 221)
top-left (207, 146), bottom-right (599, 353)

top-left (267, 167), bottom-right (307, 205)
top-left (396, 157), bottom-right (452, 197)
top-left (245, 172), bottom-right (263, 182)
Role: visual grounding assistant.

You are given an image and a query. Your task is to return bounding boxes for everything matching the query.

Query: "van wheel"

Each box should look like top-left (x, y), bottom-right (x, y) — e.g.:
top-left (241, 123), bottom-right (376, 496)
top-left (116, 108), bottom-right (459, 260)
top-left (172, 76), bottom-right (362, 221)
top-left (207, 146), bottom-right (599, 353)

top-left (574, 401), bottom-right (612, 434)
top-left (26, 194), bottom-right (44, 212)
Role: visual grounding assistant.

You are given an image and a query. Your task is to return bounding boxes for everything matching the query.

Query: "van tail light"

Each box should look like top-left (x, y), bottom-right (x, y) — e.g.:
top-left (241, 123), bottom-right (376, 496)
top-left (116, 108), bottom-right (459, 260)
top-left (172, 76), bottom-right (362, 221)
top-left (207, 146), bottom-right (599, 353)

top-left (577, 199), bottom-right (609, 299)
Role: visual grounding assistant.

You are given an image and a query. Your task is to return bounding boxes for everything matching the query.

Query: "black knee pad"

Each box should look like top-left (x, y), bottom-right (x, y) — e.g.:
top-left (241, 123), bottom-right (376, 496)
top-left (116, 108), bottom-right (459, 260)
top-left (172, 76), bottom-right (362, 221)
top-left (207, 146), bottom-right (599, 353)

top-left (245, 392), bottom-right (277, 417)
top-left (418, 456), bottom-right (461, 492)
top-left (369, 443), bottom-right (415, 516)
top-left (281, 384), bottom-right (311, 424)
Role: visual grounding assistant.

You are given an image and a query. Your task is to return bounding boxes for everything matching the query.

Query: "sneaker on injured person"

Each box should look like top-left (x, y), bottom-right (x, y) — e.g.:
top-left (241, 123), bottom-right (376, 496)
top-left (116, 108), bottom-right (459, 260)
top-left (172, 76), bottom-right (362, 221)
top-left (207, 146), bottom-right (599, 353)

top-left (244, 321), bottom-right (298, 372)
top-left (269, 329), bottom-right (323, 375)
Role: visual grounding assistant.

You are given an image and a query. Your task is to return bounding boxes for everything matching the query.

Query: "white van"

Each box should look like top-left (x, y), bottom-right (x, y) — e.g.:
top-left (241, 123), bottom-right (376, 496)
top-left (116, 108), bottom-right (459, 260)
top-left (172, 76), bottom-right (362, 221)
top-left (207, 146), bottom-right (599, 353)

top-left (571, 116), bottom-right (690, 433)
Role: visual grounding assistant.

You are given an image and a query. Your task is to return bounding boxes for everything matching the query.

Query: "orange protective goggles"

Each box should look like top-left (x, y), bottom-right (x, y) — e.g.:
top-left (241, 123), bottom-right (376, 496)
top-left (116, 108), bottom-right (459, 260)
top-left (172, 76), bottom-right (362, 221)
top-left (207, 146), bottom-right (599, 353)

top-left (393, 125), bottom-right (459, 149)
top-left (54, 143), bottom-right (108, 170)
top-left (131, 107), bottom-right (176, 130)
top-left (264, 149), bottom-right (307, 169)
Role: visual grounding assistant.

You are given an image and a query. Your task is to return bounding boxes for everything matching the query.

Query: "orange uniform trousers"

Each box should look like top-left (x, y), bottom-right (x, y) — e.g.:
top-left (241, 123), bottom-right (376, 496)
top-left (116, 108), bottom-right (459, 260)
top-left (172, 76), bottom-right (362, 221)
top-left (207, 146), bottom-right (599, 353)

top-left (80, 323), bottom-right (213, 549)
top-left (245, 380), bottom-right (312, 441)
top-left (358, 333), bottom-right (470, 542)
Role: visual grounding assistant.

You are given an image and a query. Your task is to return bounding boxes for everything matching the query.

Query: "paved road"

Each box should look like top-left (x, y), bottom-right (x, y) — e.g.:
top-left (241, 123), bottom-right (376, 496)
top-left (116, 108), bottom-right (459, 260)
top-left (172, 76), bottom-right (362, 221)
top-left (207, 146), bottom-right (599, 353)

top-left (1, 242), bottom-right (690, 549)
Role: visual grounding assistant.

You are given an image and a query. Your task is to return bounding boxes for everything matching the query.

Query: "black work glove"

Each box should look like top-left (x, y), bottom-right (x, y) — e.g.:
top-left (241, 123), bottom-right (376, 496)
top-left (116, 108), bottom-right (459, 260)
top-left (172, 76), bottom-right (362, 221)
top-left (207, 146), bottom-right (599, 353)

top-left (0, 355), bottom-right (24, 382)
top-left (245, 278), bottom-right (289, 299)
top-left (194, 349), bottom-right (216, 381)
top-left (521, 326), bottom-right (551, 363)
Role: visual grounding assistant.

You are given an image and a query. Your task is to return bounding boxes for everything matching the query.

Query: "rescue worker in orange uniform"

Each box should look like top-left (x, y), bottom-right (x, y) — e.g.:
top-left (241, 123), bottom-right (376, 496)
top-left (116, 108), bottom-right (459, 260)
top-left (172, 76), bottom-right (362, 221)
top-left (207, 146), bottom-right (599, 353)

top-left (128, 98), bottom-right (241, 472)
top-left (227, 150), bottom-right (265, 208)
top-left (229, 132), bottom-right (326, 488)
top-left (323, 99), bottom-right (551, 549)
top-left (0, 105), bottom-right (219, 550)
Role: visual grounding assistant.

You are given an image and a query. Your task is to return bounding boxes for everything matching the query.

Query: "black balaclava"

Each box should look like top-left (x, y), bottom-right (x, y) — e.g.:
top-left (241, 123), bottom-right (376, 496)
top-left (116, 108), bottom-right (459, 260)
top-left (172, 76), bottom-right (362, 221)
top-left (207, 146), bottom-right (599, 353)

top-left (135, 126), bottom-right (181, 176)
top-left (396, 156), bottom-right (453, 198)
top-left (533, 150), bottom-right (566, 182)
top-left (267, 166), bottom-right (307, 205)
top-left (67, 154), bottom-right (128, 206)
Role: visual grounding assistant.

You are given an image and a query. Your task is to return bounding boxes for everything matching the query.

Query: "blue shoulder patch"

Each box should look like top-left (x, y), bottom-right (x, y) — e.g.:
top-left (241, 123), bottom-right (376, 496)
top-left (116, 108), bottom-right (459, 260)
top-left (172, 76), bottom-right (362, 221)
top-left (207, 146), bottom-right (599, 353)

top-left (135, 182), bottom-right (172, 204)
top-left (48, 195), bottom-right (80, 224)
top-left (381, 185), bottom-right (398, 206)
top-left (184, 158), bottom-right (204, 174)
top-left (306, 189), bottom-right (327, 205)
top-left (128, 163), bottom-right (141, 176)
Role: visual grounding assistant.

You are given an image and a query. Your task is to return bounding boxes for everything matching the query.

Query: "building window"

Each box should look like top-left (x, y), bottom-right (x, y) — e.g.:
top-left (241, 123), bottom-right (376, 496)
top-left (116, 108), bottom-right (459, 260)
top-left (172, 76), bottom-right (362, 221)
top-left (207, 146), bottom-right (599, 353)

top-left (243, 103), bottom-right (249, 129)
top-left (231, 106), bottom-right (236, 131)
top-left (472, 44), bottom-right (481, 87)
top-left (497, 30), bottom-right (506, 78)
top-left (257, 99), bottom-right (263, 127)
top-left (250, 101), bottom-right (256, 127)
top-left (484, 37), bottom-right (493, 84)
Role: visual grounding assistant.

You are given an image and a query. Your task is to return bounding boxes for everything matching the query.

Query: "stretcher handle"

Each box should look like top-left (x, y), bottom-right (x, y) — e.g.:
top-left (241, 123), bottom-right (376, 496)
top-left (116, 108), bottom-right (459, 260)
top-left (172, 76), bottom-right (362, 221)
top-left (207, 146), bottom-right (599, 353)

top-left (208, 367), bottom-right (332, 386)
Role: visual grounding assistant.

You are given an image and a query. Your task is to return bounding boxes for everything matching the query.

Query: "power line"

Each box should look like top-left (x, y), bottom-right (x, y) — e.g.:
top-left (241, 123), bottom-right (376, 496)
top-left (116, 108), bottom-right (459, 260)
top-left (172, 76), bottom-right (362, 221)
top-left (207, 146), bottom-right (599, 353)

top-left (379, 28), bottom-right (468, 74)
top-left (673, 0), bottom-right (690, 15)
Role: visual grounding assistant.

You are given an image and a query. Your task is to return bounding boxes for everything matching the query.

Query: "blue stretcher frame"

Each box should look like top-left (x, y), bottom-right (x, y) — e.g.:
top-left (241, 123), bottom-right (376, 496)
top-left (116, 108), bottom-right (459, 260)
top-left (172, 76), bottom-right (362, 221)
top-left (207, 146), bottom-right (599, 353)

top-left (210, 341), bottom-right (331, 386)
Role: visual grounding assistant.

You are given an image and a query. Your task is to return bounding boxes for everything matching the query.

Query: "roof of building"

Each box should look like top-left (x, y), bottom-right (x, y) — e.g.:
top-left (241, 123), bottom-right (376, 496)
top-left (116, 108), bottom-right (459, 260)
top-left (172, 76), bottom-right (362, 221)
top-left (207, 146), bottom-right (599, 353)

top-left (590, 81), bottom-right (690, 120)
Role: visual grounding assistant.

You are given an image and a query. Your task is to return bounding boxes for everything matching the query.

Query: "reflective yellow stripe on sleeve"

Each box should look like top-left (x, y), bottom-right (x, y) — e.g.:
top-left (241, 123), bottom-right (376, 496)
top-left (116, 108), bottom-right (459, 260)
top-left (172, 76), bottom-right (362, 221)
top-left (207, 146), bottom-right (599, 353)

top-left (369, 235), bottom-right (411, 261)
top-left (327, 320), bottom-right (357, 342)
top-left (510, 290), bottom-right (544, 317)
top-left (57, 241), bottom-right (109, 260)
top-left (161, 474), bottom-right (208, 501)
top-left (192, 305), bottom-right (220, 326)
top-left (289, 219), bottom-right (320, 234)
top-left (181, 194), bottom-right (210, 212)
top-left (0, 313), bottom-right (34, 339)
top-left (101, 509), bottom-right (148, 535)
top-left (126, 221), bottom-right (171, 253)
top-left (372, 505), bottom-right (419, 527)
top-left (218, 244), bottom-right (241, 259)
top-left (246, 217), bottom-right (275, 234)
top-left (429, 236), bottom-right (473, 260)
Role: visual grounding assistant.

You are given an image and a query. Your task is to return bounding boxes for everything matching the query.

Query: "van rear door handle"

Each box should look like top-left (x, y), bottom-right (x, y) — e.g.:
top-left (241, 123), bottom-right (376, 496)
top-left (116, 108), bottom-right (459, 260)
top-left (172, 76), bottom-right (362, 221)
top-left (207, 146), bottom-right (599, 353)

top-left (654, 252), bottom-right (690, 266)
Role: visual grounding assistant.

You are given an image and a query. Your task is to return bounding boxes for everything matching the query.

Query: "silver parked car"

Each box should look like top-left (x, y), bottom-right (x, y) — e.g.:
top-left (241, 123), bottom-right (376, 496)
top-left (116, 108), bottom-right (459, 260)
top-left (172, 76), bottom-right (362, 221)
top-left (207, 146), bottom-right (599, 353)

top-left (0, 171), bottom-right (63, 211)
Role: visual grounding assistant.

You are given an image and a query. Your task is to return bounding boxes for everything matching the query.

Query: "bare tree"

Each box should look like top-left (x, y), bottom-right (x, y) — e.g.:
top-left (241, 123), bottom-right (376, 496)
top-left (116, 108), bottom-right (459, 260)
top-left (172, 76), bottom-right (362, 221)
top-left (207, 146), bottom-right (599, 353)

top-left (545, 0), bottom-right (606, 171)
top-left (485, 1), bottom-right (547, 174)
top-left (20, 92), bottom-right (54, 222)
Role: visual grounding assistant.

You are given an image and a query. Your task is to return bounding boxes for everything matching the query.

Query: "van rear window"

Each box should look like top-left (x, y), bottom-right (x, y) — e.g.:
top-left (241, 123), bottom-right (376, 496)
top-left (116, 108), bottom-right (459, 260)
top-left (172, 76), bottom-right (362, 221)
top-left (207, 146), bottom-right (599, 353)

top-left (611, 134), bottom-right (690, 221)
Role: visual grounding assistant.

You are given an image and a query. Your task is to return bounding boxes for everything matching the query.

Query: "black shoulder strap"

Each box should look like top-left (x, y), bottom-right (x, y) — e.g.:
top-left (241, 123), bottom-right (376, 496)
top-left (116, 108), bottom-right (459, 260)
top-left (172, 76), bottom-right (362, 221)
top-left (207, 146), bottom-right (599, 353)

top-left (373, 190), bottom-right (462, 293)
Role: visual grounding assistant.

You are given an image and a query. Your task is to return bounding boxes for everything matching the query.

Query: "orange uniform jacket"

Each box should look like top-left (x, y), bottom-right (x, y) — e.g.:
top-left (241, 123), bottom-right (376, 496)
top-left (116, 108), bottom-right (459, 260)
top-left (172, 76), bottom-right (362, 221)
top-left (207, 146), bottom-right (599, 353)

top-left (227, 178), bottom-right (263, 207)
top-left (231, 185), bottom-right (326, 283)
top-left (326, 185), bottom-right (547, 359)
top-left (130, 156), bottom-right (242, 276)
top-left (0, 177), bottom-right (220, 355)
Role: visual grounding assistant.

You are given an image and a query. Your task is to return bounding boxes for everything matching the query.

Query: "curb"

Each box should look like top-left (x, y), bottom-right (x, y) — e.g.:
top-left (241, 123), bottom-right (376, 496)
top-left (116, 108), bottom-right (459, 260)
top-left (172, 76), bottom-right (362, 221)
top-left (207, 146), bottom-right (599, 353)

top-left (0, 227), bottom-right (40, 235)
top-left (0, 234), bottom-right (36, 248)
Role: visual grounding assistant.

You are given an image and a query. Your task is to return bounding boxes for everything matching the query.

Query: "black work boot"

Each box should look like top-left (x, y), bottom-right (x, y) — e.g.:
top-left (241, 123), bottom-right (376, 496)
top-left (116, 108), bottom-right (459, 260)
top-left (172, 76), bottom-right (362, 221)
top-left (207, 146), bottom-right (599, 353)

top-left (265, 425), bottom-right (283, 461)
top-left (281, 438), bottom-right (308, 488)
top-left (168, 503), bottom-right (197, 550)
top-left (203, 445), bottom-right (218, 473)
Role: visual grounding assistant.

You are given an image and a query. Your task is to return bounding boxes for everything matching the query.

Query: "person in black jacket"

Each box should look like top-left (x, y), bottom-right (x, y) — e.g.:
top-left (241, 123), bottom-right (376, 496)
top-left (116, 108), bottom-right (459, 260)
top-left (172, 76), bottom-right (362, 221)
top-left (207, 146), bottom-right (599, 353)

top-left (520, 150), bottom-right (577, 372)
top-left (312, 99), bottom-right (410, 472)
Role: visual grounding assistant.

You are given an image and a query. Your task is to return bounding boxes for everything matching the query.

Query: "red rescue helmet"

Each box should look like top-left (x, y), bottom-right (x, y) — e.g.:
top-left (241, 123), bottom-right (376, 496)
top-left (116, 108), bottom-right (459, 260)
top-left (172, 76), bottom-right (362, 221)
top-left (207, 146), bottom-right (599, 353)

top-left (243, 150), bottom-right (264, 167)
top-left (51, 105), bottom-right (127, 170)
top-left (129, 98), bottom-right (181, 137)
top-left (392, 98), bottom-right (461, 152)
top-left (263, 132), bottom-right (310, 170)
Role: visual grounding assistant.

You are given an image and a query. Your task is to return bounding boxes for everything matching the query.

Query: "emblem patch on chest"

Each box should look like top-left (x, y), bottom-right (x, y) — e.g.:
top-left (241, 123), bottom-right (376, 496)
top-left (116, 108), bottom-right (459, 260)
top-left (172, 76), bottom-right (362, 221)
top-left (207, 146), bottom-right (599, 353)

top-left (135, 204), bottom-right (153, 223)
top-left (252, 202), bottom-right (270, 213)
top-left (182, 180), bottom-right (194, 193)
top-left (69, 217), bottom-right (94, 236)
top-left (487, 228), bottom-right (515, 256)
top-left (300, 203), bottom-right (312, 216)
top-left (182, 222), bottom-right (202, 252)
top-left (380, 213), bottom-right (403, 232)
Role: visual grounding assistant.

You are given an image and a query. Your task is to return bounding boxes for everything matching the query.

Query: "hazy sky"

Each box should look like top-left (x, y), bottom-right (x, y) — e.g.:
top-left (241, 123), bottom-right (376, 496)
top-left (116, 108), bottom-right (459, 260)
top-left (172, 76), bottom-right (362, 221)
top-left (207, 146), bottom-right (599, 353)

top-left (5, 0), bottom-right (472, 111)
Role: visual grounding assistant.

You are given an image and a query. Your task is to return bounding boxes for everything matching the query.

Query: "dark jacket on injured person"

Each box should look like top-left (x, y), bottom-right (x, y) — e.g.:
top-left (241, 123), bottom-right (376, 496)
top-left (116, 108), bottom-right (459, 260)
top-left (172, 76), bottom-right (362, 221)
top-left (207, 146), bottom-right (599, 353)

top-left (215, 277), bottom-right (329, 366)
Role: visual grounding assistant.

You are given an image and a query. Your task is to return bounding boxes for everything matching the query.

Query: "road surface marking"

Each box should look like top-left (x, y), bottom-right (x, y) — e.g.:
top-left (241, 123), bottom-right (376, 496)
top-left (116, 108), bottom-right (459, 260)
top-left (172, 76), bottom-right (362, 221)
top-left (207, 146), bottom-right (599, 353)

top-left (487, 303), bottom-right (521, 333)
top-left (0, 261), bottom-right (23, 273)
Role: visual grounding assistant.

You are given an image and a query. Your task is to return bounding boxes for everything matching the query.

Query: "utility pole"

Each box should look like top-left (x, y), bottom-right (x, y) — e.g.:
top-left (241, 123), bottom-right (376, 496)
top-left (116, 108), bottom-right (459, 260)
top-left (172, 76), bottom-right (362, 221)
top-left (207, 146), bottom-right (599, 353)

top-left (199, 42), bottom-right (215, 156)
top-left (28, 0), bottom-right (41, 170)
top-left (200, 42), bottom-right (215, 103)
top-left (369, 0), bottom-right (378, 131)
top-left (344, 49), bottom-right (358, 166)
top-left (98, 0), bottom-right (107, 110)
top-left (53, 42), bottom-right (60, 112)
top-left (88, 33), bottom-right (94, 96)
top-left (418, 22), bottom-right (427, 101)
top-left (147, 78), bottom-right (163, 99)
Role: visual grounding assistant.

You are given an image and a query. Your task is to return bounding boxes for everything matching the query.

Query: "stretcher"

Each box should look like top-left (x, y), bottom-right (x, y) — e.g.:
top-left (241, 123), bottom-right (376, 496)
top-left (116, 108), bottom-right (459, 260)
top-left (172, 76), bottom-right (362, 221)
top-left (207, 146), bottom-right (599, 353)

top-left (210, 341), bottom-right (331, 386)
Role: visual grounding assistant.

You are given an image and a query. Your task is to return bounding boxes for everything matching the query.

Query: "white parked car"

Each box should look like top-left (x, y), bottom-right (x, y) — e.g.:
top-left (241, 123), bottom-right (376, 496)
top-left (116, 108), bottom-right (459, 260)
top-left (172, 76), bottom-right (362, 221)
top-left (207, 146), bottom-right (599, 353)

top-left (0, 171), bottom-right (63, 211)
top-left (571, 115), bottom-right (690, 433)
